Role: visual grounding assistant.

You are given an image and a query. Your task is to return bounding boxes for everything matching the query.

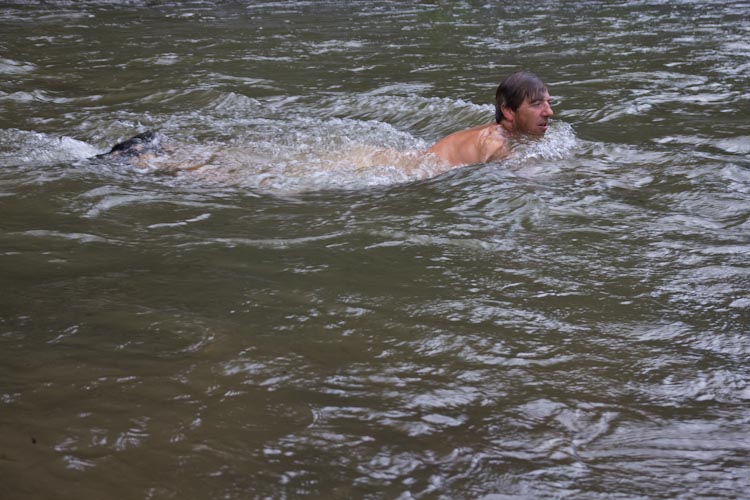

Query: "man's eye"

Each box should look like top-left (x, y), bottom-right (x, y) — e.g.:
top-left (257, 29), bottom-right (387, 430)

top-left (533, 100), bottom-right (553, 107)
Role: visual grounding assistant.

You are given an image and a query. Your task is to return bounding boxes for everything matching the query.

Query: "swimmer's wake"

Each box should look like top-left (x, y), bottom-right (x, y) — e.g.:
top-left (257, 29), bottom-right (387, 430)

top-left (90, 119), bottom-right (576, 193)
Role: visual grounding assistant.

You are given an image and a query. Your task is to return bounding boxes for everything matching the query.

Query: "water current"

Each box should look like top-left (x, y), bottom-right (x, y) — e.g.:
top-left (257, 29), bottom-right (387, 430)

top-left (1, 1), bottom-right (749, 498)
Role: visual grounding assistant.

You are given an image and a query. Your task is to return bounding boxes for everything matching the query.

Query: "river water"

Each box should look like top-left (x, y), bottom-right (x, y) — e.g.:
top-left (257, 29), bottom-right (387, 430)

top-left (1, 1), bottom-right (749, 498)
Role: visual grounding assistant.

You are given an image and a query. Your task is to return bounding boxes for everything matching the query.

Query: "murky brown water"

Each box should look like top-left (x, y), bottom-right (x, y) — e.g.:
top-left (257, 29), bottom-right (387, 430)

top-left (2, 1), bottom-right (749, 498)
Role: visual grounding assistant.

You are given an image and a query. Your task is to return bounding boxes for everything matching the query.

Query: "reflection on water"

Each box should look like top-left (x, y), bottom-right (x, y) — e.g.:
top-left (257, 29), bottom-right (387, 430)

top-left (1, 1), bottom-right (749, 499)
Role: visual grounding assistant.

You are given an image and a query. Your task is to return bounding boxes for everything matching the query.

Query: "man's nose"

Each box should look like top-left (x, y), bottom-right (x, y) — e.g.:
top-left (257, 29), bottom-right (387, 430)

top-left (543, 102), bottom-right (554, 117)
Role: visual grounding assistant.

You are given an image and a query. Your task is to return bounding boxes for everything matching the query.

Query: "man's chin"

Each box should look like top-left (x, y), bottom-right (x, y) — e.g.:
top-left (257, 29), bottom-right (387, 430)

top-left (526, 128), bottom-right (547, 137)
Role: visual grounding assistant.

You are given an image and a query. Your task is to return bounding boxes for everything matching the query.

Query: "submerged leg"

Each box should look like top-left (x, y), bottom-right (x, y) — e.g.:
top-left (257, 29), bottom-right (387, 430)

top-left (96, 130), bottom-right (216, 173)
top-left (97, 130), bottom-right (164, 159)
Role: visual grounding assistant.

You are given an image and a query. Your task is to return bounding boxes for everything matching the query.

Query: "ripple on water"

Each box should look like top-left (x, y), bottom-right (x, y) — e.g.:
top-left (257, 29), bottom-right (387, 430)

top-left (715, 136), bottom-right (750, 155)
top-left (2, 4), bottom-right (749, 498)
top-left (0, 57), bottom-right (37, 75)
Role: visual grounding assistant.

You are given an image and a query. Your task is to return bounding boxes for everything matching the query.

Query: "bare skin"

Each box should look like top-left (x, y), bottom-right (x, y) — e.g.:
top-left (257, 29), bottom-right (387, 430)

top-left (426, 90), bottom-right (554, 167)
top-left (426, 123), bottom-right (510, 167)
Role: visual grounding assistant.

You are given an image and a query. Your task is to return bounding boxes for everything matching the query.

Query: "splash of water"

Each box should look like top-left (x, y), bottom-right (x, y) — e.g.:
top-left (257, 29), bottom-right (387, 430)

top-left (89, 119), bottom-right (578, 193)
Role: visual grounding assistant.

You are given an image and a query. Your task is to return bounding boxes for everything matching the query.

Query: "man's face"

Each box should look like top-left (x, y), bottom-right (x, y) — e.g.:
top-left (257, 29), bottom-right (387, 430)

top-left (509, 90), bottom-right (554, 136)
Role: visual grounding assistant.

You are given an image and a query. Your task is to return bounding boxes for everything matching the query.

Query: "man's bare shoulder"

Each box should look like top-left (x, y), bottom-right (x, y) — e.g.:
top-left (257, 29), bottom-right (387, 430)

top-left (427, 123), bottom-right (509, 167)
top-left (476, 124), bottom-right (510, 162)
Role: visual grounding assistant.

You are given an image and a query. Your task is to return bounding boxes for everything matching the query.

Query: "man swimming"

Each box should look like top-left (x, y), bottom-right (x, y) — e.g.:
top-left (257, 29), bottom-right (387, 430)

top-left (426, 71), bottom-right (554, 167)
top-left (97, 71), bottom-right (553, 178)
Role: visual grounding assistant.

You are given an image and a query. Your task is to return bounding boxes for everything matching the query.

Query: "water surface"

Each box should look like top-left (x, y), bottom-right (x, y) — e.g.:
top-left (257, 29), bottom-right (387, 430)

top-left (1, 1), bottom-right (749, 498)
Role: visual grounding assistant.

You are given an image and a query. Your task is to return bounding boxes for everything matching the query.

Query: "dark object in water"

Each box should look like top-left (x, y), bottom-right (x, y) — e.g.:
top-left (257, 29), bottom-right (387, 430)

top-left (97, 130), bottom-right (164, 159)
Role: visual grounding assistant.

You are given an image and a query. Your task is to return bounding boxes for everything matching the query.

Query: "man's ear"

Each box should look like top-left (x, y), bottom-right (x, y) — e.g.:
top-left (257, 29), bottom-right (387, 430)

top-left (500, 104), bottom-right (515, 123)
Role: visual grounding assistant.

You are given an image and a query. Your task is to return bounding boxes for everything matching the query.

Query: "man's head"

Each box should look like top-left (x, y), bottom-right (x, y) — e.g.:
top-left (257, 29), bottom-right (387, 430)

top-left (495, 71), bottom-right (553, 136)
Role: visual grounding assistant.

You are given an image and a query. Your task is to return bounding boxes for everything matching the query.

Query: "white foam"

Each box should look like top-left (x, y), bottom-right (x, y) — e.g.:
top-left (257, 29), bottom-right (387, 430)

top-left (0, 129), bottom-right (100, 167)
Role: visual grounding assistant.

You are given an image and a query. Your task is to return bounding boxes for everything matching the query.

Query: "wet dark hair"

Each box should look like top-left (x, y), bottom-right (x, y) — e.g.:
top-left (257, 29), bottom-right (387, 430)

top-left (495, 71), bottom-right (548, 123)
